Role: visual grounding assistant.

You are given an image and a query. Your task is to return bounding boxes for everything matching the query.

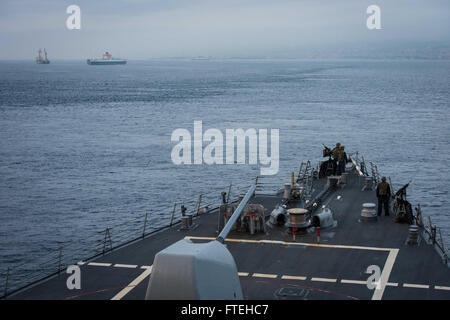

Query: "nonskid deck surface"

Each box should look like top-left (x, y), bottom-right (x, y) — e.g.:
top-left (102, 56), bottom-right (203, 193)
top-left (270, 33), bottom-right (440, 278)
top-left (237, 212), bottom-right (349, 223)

top-left (11, 170), bottom-right (450, 300)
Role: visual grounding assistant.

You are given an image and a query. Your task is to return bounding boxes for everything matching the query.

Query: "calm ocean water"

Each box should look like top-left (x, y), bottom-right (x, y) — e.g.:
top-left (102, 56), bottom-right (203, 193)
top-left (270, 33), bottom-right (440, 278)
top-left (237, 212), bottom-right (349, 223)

top-left (0, 59), bottom-right (449, 289)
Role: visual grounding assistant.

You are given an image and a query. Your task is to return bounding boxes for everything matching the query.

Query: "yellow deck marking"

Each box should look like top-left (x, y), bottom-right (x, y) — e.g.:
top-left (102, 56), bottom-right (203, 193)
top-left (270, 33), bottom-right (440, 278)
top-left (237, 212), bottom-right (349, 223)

top-left (185, 236), bottom-right (397, 251)
top-left (81, 256), bottom-right (448, 295)
top-left (260, 240), bottom-right (285, 245)
top-left (281, 275), bottom-right (307, 281)
top-left (226, 238), bottom-right (260, 243)
top-left (186, 235), bottom-right (401, 300)
top-left (111, 266), bottom-right (153, 300)
top-left (252, 273), bottom-right (278, 279)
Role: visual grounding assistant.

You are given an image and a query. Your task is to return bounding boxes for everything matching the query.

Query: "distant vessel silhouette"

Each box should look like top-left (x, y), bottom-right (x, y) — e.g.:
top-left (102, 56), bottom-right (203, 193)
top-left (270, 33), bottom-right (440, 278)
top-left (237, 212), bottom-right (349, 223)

top-left (191, 56), bottom-right (210, 60)
top-left (36, 49), bottom-right (50, 64)
top-left (87, 51), bottom-right (127, 65)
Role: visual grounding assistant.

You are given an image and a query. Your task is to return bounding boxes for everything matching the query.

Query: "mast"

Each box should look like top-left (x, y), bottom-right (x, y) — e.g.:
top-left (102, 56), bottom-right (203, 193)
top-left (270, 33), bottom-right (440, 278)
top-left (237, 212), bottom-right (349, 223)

top-left (44, 49), bottom-right (47, 61)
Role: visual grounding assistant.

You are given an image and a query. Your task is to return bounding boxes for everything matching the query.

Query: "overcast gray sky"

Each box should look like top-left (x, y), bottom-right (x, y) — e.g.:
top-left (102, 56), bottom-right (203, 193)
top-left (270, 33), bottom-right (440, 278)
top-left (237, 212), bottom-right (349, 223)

top-left (0, 0), bottom-right (449, 59)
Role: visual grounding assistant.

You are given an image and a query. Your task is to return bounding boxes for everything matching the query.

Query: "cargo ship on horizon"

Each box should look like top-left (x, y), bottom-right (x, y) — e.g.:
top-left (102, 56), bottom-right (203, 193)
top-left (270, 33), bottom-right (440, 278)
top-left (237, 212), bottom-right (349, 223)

top-left (36, 49), bottom-right (50, 64)
top-left (87, 51), bottom-right (127, 65)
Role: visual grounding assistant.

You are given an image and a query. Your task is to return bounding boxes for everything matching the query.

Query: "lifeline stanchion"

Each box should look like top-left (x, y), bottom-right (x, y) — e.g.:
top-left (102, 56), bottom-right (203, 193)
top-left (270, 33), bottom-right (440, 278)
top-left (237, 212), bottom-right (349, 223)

top-left (169, 203), bottom-right (177, 226)
top-left (4, 267), bottom-right (10, 298)
top-left (102, 228), bottom-right (112, 254)
top-left (438, 228), bottom-right (448, 264)
top-left (226, 183), bottom-right (232, 203)
top-left (58, 246), bottom-right (63, 274)
top-left (195, 194), bottom-right (203, 216)
top-left (428, 216), bottom-right (436, 245)
top-left (142, 212), bottom-right (148, 238)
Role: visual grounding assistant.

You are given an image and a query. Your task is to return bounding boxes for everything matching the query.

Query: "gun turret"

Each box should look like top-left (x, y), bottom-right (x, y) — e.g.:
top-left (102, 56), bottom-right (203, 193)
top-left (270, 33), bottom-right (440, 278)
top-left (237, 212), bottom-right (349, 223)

top-left (322, 144), bottom-right (331, 158)
top-left (395, 180), bottom-right (412, 198)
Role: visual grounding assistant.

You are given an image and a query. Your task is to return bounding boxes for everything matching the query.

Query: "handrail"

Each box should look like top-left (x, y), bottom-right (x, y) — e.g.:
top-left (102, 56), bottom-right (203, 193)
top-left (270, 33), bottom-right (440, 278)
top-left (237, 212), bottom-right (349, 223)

top-left (414, 207), bottom-right (449, 264)
top-left (0, 182), bottom-right (250, 299)
top-left (2, 170), bottom-right (448, 299)
top-left (351, 152), bottom-right (449, 264)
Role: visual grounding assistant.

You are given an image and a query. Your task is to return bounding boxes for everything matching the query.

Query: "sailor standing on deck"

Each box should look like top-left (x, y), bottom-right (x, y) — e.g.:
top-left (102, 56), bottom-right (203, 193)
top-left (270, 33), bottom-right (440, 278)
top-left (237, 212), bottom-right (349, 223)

top-left (331, 143), bottom-right (341, 175)
top-left (337, 146), bottom-right (346, 175)
top-left (376, 177), bottom-right (391, 216)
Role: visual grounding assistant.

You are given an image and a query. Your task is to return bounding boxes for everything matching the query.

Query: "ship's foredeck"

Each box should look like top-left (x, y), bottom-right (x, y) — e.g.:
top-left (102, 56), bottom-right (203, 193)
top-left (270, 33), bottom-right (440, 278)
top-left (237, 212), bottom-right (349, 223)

top-left (10, 170), bottom-right (450, 300)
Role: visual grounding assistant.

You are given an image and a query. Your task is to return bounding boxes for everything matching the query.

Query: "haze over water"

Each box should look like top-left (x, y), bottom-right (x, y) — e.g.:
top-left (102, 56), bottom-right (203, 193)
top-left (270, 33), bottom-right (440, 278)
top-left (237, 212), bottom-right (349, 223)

top-left (0, 59), bottom-right (449, 287)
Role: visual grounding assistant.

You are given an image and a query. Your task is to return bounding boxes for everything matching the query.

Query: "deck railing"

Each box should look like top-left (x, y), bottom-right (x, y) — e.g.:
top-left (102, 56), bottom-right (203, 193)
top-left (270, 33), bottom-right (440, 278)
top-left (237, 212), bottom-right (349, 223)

top-left (2, 162), bottom-right (448, 299)
top-left (0, 181), bottom-right (253, 299)
top-left (351, 152), bottom-right (450, 265)
top-left (254, 175), bottom-right (288, 195)
top-left (415, 205), bottom-right (449, 265)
